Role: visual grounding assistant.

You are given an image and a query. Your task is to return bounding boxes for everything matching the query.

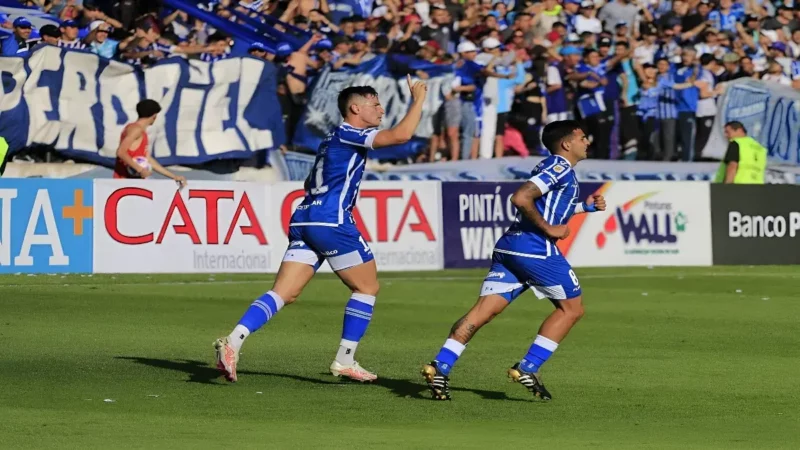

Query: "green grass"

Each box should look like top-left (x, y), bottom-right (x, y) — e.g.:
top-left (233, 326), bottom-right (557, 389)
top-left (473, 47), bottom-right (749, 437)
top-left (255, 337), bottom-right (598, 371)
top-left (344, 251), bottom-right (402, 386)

top-left (1, 267), bottom-right (799, 449)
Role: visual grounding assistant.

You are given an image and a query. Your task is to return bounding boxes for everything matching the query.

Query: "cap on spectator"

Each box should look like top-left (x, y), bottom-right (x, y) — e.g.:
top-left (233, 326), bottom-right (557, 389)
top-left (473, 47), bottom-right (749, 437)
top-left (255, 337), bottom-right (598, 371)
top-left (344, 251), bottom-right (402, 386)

top-left (722, 52), bottom-right (741, 63)
top-left (699, 0), bottom-right (711, 5)
top-left (353, 32), bottom-right (368, 43)
top-left (62, 19), bottom-right (78, 28)
top-left (89, 20), bottom-right (107, 32)
top-left (560, 46), bottom-right (581, 56)
top-left (39, 24), bottom-right (61, 38)
top-left (598, 37), bottom-right (612, 47)
top-left (567, 33), bottom-right (580, 42)
top-left (431, 3), bottom-right (447, 10)
top-left (580, 1), bottom-right (594, 8)
top-left (745, 15), bottom-right (759, 23)
top-left (248, 41), bottom-right (267, 52)
top-left (615, 20), bottom-right (628, 28)
top-left (315, 38), bottom-right (333, 51)
top-left (402, 14), bottom-right (421, 26)
top-left (13, 17), bottom-right (32, 28)
top-left (481, 37), bottom-right (503, 50)
top-left (642, 24), bottom-right (657, 35)
top-left (276, 42), bottom-right (293, 58)
top-left (457, 40), bottom-right (478, 53)
top-left (424, 40), bottom-right (441, 51)
top-left (770, 41), bottom-right (787, 54)
top-left (565, 0), bottom-right (582, 4)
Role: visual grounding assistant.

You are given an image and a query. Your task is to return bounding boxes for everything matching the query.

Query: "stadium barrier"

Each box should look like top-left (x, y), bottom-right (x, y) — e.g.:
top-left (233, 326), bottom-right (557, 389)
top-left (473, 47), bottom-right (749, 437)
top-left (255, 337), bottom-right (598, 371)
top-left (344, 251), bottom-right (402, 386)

top-left (0, 178), bottom-right (796, 274)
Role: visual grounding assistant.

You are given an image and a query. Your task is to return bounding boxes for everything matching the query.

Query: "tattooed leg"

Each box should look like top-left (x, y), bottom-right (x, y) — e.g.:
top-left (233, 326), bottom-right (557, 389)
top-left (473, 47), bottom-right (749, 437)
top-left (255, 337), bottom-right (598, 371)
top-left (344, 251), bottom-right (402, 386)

top-left (447, 295), bottom-right (511, 345)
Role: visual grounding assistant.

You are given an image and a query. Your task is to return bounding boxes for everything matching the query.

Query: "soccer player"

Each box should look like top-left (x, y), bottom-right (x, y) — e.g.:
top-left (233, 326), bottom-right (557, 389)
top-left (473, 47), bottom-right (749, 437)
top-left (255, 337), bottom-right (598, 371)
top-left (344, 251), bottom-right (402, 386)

top-left (421, 120), bottom-right (606, 401)
top-left (214, 76), bottom-right (428, 383)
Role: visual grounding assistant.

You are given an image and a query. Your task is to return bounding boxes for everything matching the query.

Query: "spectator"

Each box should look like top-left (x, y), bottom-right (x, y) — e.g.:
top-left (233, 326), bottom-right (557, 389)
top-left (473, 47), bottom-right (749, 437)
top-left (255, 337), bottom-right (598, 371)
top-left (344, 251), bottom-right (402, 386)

top-left (59, 20), bottom-right (87, 50)
top-left (37, 25), bottom-right (62, 47)
top-left (597, 0), bottom-right (639, 36)
top-left (1, 18), bottom-right (34, 56)
top-left (85, 20), bottom-right (120, 58)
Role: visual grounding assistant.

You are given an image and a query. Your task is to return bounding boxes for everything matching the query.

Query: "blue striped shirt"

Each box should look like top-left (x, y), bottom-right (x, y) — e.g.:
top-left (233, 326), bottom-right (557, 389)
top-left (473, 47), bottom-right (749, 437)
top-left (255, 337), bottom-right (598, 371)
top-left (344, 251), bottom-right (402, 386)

top-left (637, 86), bottom-right (659, 120)
top-left (656, 74), bottom-right (678, 120)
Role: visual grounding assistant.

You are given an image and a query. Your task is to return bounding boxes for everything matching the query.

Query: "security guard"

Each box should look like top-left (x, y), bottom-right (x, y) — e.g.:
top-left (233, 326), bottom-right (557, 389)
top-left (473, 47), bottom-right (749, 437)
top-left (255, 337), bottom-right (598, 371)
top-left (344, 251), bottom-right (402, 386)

top-left (714, 121), bottom-right (767, 184)
top-left (0, 137), bottom-right (8, 177)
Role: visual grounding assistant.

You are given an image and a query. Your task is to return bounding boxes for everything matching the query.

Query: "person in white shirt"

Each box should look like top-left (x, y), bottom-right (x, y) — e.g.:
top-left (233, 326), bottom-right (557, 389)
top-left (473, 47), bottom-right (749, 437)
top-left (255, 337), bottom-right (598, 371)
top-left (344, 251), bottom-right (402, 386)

top-left (695, 54), bottom-right (719, 152)
top-left (761, 60), bottom-right (792, 86)
top-left (575, 2), bottom-right (603, 35)
top-left (634, 28), bottom-right (659, 65)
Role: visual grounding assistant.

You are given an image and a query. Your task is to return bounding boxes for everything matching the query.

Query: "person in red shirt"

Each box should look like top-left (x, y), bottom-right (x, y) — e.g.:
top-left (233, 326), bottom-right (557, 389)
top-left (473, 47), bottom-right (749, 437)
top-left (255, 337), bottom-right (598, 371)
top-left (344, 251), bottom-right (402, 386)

top-left (114, 99), bottom-right (187, 188)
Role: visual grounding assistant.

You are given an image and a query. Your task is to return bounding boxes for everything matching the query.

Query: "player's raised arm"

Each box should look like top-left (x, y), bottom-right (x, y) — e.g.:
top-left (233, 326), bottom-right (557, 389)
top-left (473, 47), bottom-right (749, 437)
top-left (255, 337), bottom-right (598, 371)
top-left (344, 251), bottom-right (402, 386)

top-left (511, 181), bottom-right (569, 240)
top-left (372, 75), bottom-right (428, 148)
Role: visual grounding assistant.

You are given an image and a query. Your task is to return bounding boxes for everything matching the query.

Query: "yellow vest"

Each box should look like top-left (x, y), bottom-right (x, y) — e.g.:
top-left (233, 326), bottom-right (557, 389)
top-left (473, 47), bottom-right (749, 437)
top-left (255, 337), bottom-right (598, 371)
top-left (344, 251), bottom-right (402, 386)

top-left (0, 137), bottom-right (8, 177)
top-left (714, 136), bottom-right (766, 184)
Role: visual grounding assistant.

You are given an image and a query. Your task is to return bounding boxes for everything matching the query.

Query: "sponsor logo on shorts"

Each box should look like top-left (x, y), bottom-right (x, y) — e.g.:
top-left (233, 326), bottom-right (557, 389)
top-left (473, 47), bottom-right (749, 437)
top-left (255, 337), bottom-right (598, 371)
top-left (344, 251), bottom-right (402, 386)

top-left (322, 250), bottom-right (339, 256)
top-left (290, 241), bottom-right (305, 248)
top-left (486, 271), bottom-right (505, 279)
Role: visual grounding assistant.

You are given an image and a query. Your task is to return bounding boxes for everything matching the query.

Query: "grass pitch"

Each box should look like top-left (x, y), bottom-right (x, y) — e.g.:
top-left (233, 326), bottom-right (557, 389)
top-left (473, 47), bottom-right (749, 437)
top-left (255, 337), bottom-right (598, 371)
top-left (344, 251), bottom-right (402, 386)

top-left (1, 266), bottom-right (799, 449)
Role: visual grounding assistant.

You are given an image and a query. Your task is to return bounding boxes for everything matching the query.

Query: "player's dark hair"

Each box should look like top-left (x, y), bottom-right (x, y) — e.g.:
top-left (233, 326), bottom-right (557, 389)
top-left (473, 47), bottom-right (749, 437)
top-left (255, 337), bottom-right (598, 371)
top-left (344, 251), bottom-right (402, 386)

top-left (338, 86), bottom-right (378, 118)
top-left (725, 121), bottom-right (747, 133)
top-left (136, 99), bottom-right (161, 119)
top-left (542, 120), bottom-right (584, 153)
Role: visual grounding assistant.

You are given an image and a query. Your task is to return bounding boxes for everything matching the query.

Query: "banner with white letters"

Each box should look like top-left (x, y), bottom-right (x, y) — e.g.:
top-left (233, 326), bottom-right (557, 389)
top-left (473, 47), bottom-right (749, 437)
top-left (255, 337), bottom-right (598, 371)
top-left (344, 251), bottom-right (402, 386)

top-left (0, 46), bottom-right (285, 166)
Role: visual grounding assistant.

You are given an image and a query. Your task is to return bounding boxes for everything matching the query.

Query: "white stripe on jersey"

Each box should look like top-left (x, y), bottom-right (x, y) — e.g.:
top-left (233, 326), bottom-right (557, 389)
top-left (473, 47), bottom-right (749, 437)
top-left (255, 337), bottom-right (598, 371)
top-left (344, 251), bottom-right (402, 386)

top-left (543, 192), bottom-right (554, 256)
top-left (338, 154), bottom-right (359, 225)
top-left (59, 39), bottom-right (86, 50)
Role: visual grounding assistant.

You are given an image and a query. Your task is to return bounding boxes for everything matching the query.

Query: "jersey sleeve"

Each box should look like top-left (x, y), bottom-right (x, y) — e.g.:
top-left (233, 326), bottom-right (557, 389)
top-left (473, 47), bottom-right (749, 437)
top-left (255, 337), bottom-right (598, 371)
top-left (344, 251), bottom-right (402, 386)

top-left (547, 65), bottom-right (562, 86)
top-left (528, 159), bottom-right (572, 196)
top-left (339, 127), bottom-right (380, 150)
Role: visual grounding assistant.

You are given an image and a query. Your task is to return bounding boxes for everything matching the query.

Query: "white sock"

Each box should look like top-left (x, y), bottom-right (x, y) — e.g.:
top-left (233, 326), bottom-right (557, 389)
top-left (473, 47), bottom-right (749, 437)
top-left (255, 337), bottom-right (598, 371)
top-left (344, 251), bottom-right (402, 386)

top-left (228, 325), bottom-right (250, 352)
top-left (336, 339), bottom-right (358, 365)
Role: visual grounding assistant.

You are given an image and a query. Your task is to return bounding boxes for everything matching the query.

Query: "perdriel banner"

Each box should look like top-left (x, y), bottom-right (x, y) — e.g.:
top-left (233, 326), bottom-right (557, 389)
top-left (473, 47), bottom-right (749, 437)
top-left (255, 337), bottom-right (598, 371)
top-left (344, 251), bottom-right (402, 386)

top-left (0, 46), bottom-right (285, 166)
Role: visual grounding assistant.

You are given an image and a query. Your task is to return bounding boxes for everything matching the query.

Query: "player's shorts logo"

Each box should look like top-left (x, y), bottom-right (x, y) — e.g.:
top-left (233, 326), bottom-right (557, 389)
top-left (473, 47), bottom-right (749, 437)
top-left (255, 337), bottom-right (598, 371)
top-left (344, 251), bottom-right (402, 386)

top-left (322, 250), bottom-right (339, 256)
top-left (486, 271), bottom-right (505, 279)
top-left (290, 241), bottom-right (305, 248)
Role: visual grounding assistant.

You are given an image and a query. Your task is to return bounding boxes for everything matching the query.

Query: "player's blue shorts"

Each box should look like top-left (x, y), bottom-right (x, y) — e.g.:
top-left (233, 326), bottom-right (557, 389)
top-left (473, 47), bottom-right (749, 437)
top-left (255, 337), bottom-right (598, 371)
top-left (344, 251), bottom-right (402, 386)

top-left (479, 251), bottom-right (582, 302)
top-left (283, 222), bottom-right (374, 272)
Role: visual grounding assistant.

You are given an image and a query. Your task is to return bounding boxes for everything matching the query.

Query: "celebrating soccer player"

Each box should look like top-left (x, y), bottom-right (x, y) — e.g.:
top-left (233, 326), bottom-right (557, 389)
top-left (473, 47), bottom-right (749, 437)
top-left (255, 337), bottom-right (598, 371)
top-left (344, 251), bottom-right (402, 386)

top-left (422, 120), bottom-right (606, 401)
top-left (214, 76), bottom-right (428, 383)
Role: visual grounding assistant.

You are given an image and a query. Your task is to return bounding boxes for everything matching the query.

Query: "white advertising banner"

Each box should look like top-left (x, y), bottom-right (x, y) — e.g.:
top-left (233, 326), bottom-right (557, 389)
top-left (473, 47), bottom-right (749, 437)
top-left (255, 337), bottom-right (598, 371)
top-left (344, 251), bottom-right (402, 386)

top-left (270, 181), bottom-right (443, 272)
top-left (563, 181), bottom-right (713, 267)
top-left (93, 180), bottom-right (274, 273)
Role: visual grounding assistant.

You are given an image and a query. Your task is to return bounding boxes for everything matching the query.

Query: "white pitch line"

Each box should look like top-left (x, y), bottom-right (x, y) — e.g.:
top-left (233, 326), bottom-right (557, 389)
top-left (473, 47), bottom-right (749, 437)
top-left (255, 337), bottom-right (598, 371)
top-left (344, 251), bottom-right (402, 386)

top-left (1, 271), bottom-right (799, 288)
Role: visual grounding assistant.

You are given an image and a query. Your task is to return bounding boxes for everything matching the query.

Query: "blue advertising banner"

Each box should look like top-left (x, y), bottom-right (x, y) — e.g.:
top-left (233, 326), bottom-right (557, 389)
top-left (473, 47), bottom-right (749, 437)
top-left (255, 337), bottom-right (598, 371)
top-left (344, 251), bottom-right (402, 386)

top-left (0, 178), bottom-right (93, 273)
top-left (703, 79), bottom-right (800, 167)
top-left (0, 45), bottom-right (284, 167)
top-left (441, 181), bottom-right (603, 269)
top-left (292, 54), bottom-right (455, 161)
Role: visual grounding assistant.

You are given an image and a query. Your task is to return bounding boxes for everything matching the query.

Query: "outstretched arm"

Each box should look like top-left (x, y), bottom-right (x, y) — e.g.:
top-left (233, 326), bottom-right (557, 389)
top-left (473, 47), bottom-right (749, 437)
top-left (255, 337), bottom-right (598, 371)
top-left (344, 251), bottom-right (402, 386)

top-left (372, 75), bottom-right (428, 148)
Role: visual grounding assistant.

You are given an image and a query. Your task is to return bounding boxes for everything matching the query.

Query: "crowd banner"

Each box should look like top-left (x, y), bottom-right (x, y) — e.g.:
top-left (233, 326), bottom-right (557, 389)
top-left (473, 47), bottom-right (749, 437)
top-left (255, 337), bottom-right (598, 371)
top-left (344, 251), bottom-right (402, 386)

top-left (0, 46), bottom-right (285, 166)
top-left (292, 54), bottom-right (456, 161)
top-left (0, 0), bottom-right (59, 31)
top-left (92, 180), bottom-right (274, 273)
top-left (0, 178), bottom-right (93, 273)
top-left (702, 79), bottom-right (800, 167)
top-left (270, 181), bottom-right (443, 272)
top-left (710, 185), bottom-right (800, 265)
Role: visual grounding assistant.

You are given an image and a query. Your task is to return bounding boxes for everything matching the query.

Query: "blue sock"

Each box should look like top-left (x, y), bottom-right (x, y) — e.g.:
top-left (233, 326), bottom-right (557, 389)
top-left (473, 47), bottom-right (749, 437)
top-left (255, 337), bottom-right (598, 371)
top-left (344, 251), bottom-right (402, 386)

top-left (237, 291), bottom-right (285, 334)
top-left (336, 293), bottom-right (376, 364)
top-left (519, 335), bottom-right (559, 373)
top-left (434, 339), bottom-right (466, 376)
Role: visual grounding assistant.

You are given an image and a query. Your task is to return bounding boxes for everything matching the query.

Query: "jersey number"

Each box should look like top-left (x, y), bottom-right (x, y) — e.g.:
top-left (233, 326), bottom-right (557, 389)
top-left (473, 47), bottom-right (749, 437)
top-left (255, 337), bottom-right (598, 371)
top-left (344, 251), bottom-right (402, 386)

top-left (309, 158), bottom-right (329, 195)
top-left (568, 270), bottom-right (579, 286)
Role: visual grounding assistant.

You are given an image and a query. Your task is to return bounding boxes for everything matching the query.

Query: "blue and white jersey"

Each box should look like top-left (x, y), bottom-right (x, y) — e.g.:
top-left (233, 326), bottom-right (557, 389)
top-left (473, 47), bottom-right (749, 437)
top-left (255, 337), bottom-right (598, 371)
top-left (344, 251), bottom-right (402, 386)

top-left (791, 60), bottom-right (800, 81)
top-left (291, 123), bottom-right (379, 226)
top-left (576, 62), bottom-right (608, 117)
top-left (707, 9), bottom-right (742, 33)
top-left (494, 155), bottom-right (579, 259)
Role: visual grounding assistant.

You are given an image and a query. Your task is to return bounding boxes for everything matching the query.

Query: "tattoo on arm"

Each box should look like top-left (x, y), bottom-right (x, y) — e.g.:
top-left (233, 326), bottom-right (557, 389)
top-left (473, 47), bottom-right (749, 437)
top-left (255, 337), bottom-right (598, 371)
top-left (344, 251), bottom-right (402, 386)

top-left (514, 182), bottom-right (550, 232)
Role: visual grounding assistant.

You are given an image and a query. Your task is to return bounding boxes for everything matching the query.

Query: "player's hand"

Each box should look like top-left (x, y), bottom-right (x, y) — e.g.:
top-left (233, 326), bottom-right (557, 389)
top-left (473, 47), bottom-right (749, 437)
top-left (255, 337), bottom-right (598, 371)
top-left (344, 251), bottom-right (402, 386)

top-left (407, 74), bottom-right (428, 103)
top-left (586, 194), bottom-right (606, 212)
top-left (545, 224), bottom-right (570, 240)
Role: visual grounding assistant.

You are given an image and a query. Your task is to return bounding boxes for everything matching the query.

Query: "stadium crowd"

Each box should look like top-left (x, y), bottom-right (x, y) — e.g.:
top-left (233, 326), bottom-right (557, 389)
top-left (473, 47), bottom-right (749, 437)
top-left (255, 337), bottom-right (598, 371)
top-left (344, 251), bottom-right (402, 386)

top-left (2, 0), bottom-right (800, 164)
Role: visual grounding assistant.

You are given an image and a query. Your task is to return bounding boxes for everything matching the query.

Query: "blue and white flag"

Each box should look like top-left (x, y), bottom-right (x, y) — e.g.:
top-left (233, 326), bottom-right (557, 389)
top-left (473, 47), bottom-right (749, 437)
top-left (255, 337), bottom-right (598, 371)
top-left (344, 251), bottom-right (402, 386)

top-left (0, 45), bottom-right (285, 167)
top-left (293, 54), bottom-right (455, 161)
top-left (703, 78), bottom-right (800, 167)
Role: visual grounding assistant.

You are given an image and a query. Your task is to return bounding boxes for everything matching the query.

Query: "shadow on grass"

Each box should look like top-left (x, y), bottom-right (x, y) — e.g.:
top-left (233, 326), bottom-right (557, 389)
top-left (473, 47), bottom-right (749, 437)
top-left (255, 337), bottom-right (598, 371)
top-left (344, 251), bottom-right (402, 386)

top-left (116, 356), bottom-right (528, 401)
